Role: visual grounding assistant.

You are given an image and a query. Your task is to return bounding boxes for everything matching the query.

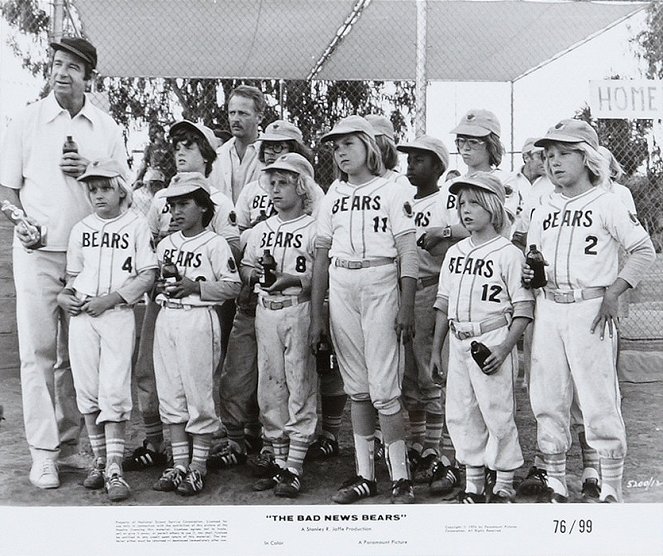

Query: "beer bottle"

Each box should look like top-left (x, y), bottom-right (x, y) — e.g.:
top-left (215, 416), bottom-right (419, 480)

top-left (526, 244), bottom-right (547, 288)
top-left (470, 341), bottom-right (493, 374)
top-left (161, 256), bottom-right (180, 296)
top-left (316, 335), bottom-right (334, 375)
top-left (62, 135), bottom-right (78, 154)
top-left (1, 200), bottom-right (46, 249)
top-left (260, 249), bottom-right (277, 287)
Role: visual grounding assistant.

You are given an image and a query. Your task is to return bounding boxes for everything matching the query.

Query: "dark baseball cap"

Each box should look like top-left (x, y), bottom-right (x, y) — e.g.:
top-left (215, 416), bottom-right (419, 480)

top-left (50, 37), bottom-right (97, 70)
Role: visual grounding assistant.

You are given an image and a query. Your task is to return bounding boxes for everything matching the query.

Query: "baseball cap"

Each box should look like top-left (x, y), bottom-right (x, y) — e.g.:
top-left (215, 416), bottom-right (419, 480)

top-left (534, 119), bottom-right (599, 150)
top-left (144, 168), bottom-right (166, 182)
top-left (261, 120), bottom-right (303, 144)
top-left (365, 115), bottom-right (395, 141)
top-left (162, 172), bottom-right (211, 199)
top-left (50, 37), bottom-right (97, 70)
top-left (321, 115), bottom-right (375, 142)
top-left (451, 109), bottom-right (501, 137)
top-left (522, 137), bottom-right (543, 155)
top-left (262, 153), bottom-right (314, 179)
top-left (169, 120), bottom-right (218, 151)
top-left (449, 171), bottom-right (506, 204)
top-left (78, 158), bottom-right (124, 181)
top-left (397, 135), bottom-right (450, 170)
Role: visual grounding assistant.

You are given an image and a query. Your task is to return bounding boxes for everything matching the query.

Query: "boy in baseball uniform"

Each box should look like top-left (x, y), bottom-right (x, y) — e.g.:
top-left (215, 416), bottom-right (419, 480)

top-left (524, 120), bottom-right (655, 503)
top-left (430, 172), bottom-right (534, 503)
top-left (240, 154), bottom-right (320, 497)
top-left (152, 173), bottom-right (241, 496)
top-left (58, 159), bottom-right (158, 501)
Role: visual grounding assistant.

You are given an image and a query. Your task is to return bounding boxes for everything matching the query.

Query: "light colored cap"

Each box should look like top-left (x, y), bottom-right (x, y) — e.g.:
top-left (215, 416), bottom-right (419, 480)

top-left (169, 120), bottom-right (218, 150)
top-left (78, 158), bottom-right (124, 181)
top-left (262, 153), bottom-right (314, 179)
top-left (451, 109), bottom-right (501, 137)
top-left (144, 168), bottom-right (166, 182)
top-left (365, 114), bottom-right (395, 140)
top-left (522, 137), bottom-right (543, 155)
top-left (534, 119), bottom-right (599, 150)
top-left (448, 171), bottom-right (506, 204)
top-left (261, 120), bottom-right (303, 144)
top-left (162, 172), bottom-right (211, 198)
top-left (397, 135), bottom-right (449, 171)
top-left (320, 115), bottom-right (375, 142)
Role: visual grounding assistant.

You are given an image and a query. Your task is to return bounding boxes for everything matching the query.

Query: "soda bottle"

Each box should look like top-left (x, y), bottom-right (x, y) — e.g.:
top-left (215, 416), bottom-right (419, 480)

top-left (260, 249), bottom-right (277, 287)
top-left (316, 335), bottom-right (334, 375)
top-left (526, 244), bottom-right (547, 288)
top-left (470, 341), bottom-right (493, 374)
top-left (161, 256), bottom-right (180, 295)
top-left (1, 200), bottom-right (46, 249)
top-left (62, 135), bottom-right (78, 154)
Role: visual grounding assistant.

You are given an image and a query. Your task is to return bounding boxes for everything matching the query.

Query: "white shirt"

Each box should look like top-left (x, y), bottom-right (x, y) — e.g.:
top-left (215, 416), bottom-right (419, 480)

top-left (412, 190), bottom-right (457, 279)
top-left (211, 138), bottom-right (263, 203)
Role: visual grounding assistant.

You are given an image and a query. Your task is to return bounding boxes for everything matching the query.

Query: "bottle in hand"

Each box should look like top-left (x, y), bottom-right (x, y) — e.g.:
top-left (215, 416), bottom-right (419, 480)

top-left (471, 341), bottom-right (495, 375)
top-left (161, 257), bottom-right (180, 295)
top-left (260, 249), bottom-right (277, 287)
top-left (62, 135), bottom-right (78, 154)
top-left (1, 200), bottom-right (46, 249)
top-left (525, 244), bottom-right (547, 288)
top-left (316, 335), bottom-right (335, 375)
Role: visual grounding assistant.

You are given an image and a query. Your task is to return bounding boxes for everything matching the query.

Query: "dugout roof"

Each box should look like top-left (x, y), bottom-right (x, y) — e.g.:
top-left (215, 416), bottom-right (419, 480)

top-left (74, 0), bottom-right (645, 82)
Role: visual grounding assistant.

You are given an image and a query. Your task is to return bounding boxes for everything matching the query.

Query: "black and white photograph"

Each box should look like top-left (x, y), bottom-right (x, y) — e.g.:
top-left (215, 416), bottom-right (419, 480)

top-left (0, 1), bottom-right (662, 555)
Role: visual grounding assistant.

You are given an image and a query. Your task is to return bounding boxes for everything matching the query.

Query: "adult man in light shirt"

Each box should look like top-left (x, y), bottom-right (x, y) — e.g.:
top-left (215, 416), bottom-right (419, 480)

top-left (0, 37), bottom-right (128, 489)
top-left (211, 85), bottom-right (265, 203)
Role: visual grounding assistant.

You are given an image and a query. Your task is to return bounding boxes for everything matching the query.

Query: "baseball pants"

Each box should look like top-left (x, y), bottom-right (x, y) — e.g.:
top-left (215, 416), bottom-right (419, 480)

top-left (13, 248), bottom-right (81, 460)
top-left (133, 298), bottom-right (161, 418)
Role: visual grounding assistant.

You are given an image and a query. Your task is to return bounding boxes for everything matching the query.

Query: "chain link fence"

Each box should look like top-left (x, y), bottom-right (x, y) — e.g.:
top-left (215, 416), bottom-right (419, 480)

top-left (1, 0), bottom-right (662, 352)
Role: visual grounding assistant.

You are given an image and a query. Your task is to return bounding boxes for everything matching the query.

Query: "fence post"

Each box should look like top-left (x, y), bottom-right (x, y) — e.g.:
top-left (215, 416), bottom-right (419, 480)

top-left (415, 0), bottom-right (427, 136)
top-left (52, 0), bottom-right (64, 42)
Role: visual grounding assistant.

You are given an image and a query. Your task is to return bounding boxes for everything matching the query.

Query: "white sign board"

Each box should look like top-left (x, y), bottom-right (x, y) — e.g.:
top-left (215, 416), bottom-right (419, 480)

top-left (589, 80), bottom-right (663, 119)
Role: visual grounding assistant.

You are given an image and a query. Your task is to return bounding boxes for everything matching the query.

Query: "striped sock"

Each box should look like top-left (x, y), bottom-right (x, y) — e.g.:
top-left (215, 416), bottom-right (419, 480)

top-left (171, 441), bottom-right (190, 469)
top-left (89, 432), bottom-right (107, 463)
top-left (190, 434), bottom-right (212, 475)
top-left (106, 438), bottom-right (126, 470)
top-left (579, 431), bottom-right (600, 482)
top-left (320, 394), bottom-right (347, 440)
top-left (423, 412), bottom-right (443, 455)
top-left (542, 453), bottom-right (567, 496)
top-left (407, 409), bottom-right (426, 447)
top-left (600, 457), bottom-right (624, 502)
top-left (441, 427), bottom-right (456, 466)
top-left (351, 400), bottom-right (377, 480)
top-left (226, 424), bottom-right (246, 454)
top-left (273, 438), bottom-right (289, 470)
top-left (143, 414), bottom-right (164, 453)
top-left (286, 439), bottom-right (309, 476)
top-left (466, 465), bottom-right (485, 495)
top-left (494, 470), bottom-right (516, 495)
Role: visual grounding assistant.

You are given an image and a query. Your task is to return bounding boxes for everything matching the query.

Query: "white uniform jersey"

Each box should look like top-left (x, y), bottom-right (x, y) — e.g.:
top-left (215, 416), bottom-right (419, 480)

top-left (156, 230), bottom-right (241, 307)
top-left (412, 189), bottom-right (458, 279)
top-left (601, 180), bottom-right (637, 215)
top-left (235, 175), bottom-right (276, 232)
top-left (527, 187), bottom-right (650, 290)
top-left (147, 185), bottom-right (240, 245)
top-left (67, 211), bottom-right (157, 299)
top-left (317, 176), bottom-right (415, 259)
top-left (517, 175), bottom-right (556, 234)
top-left (437, 235), bottom-right (533, 323)
top-left (242, 214), bottom-right (317, 299)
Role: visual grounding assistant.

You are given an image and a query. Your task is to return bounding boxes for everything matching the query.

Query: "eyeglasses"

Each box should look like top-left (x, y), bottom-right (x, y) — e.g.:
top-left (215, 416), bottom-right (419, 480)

top-left (263, 142), bottom-right (290, 154)
top-left (455, 137), bottom-right (486, 150)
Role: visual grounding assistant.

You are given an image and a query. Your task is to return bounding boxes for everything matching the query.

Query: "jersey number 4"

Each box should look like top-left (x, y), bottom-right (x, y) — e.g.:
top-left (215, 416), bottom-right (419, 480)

top-left (122, 257), bottom-right (132, 272)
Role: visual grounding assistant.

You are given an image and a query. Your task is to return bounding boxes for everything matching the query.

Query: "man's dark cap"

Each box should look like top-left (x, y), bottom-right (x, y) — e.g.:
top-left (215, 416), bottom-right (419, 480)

top-left (50, 37), bottom-right (97, 70)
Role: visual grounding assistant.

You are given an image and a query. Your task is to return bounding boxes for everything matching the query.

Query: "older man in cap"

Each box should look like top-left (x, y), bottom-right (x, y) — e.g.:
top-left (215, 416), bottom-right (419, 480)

top-left (0, 36), bottom-right (128, 489)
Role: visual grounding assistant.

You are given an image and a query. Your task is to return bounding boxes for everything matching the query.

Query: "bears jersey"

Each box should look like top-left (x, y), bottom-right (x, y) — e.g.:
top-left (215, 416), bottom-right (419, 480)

top-left (242, 214), bottom-right (316, 299)
top-left (527, 187), bottom-right (650, 290)
top-left (516, 176), bottom-right (556, 235)
top-left (317, 176), bottom-right (415, 259)
top-left (156, 230), bottom-right (240, 307)
top-left (66, 210), bottom-right (157, 301)
top-left (437, 235), bottom-right (533, 322)
top-left (235, 176), bottom-right (276, 232)
top-left (147, 185), bottom-right (240, 245)
top-left (412, 190), bottom-right (458, 279)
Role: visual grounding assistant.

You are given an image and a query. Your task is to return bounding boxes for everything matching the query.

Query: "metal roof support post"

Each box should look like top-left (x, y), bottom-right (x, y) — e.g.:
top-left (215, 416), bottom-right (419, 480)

top-left (510, 80), bottom-right (514, 171)
top-left (52, 0), bottom-right (64, 42)
top-left (415, 0), bottom-right (427, 136)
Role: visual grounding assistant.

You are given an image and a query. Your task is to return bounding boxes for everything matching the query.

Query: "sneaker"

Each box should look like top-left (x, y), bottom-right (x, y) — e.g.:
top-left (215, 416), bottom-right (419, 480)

top-left (122, 440), bottom-right (168, 471)
top-left (244, 434), bottom-right (263, 454)
top-left (581, 478), bottom-right (601, 501)
top-left (250, 451), bottom-right (279, 478)
top-left (484, 469), bottom-right (497, 503)
top-left (601, 494), bottom-right (618, 503)
top-left (413, 453), bottom-right (438, 484)
top-left (29, 459), bottom-right (60, 489)
top-left (516, 466), bottom-right (550, 496)
top-left (274, 469), bottom-right (301, 498)
top-left (391, 478), bottom-right (415, 504)
top-left (331, 476), bottom-right (378, 504)
top-left (306, 436), bottom-right (339, 461)
top-left (374, 438), bottom-right (385, 461)
top-left (83, 459), bottom-right (105, 490)
top-left (207, 446), bottom-right (247, 470)
top-left (177, 468), bottom-right (205, 496)
top-left (490, 488), bottom-right (515, 503)
top-left (457, 491), bottom-right (485, 504)
top-left (429, 463), bottom-right (461, 496)
top-left (407, 448), bottom-right (422, 477)
top-left (153, 466), bottom-right (187, 492)
top-left (105, 473), bottom-right (131, 502)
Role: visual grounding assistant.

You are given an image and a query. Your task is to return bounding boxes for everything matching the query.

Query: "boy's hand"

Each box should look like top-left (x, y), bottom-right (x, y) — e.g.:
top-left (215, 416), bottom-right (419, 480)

top-left (590, 290), bottom-right (619, 340)
top-left (395, 304), bottom-right (415, 344)
top-left (167, 277), bottom-right (200, 298)
top-left (308, 317), bottom-right (328, 354)
top-left (481, 343), bottom-right (510, 375)
top-left (81, 295), bottom-right (116, 317)
top-left (521, 263), bottom-right (534, 288)
top-left (262, 272), bottom-right (301, 293)
top-left (60, 152), bottom-right (90, 178)
top-left (429, 352), bottom-right (446, 386)
top-left (57, 289), bottom-right (85, 316)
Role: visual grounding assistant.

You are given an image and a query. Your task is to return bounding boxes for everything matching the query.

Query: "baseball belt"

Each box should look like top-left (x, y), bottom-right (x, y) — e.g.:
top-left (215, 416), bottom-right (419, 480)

top-left (259, 294), bottom-right (311, 311)
top-left (417, 275), bottom-right (439, 289)
top-left (543, 287), bottom-right (606, 304)
top-left (333, 257), bottom-right (395, 270)
top-left (449, 314), bottom-right (510, 340)
top-left (159, 299), bottom-right (194, 310)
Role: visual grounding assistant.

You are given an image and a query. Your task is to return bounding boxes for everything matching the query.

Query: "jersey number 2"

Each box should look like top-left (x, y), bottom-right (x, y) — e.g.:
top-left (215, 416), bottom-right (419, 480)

top-left (121, 257), bottom-right (133, 272)
top-left (584, 235), bottom-right (598, 255)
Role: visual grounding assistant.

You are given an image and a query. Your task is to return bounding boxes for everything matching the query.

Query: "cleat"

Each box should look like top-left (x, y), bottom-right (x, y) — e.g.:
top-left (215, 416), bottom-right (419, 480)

top-left (332, 475), bottom-right (378, 504)
top-left (490, 488), bottom-right (515, 503)
top-left (391, 478), bottom-right (415, 504)
top-left (83, 459), bottom-right (105, 490)
top-left (122, 440), bottom-right (168, 471)
top-left (538, 489), bottom-right (568, 503)
top-left (177, 468), bottom-right (205, 496)
top-left (484, 469), bottom-right (497, 504)
top-left (374, 438), bottom-right (385, 461)
top-left (305, 436), bottom-right (339, 461)
top-left (457, 491), bottom-right (485, 504)
top-left (274, 469), bottom-right (302, 498)
top-left (153, 466), bottom-right (186, 492)
top-left (250, 451), bottom-right (279, 478)
top-left (105, 473), bottom-right (131, 502)
top-left (601, 494), bottom-right (618, 504)
top-left (581, 478), bottom-right (601, 501)
top-left (413, 453), bottom-right (438, 484)
top-left (516, 466), bottom-right (550, 497)
top-left (430, 463), bottom-right (461, 496)
top-left (407, 448), bottom-right (422, 477)
top-left (29, 460), bottom-right (60, 489)
top-left (207, 447), bottom-right (247, 470)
